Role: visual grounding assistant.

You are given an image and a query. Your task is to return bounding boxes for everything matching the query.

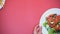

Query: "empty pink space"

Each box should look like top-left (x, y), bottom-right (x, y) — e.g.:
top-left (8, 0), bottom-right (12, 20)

top-left (0, 0), bottom-right (60, 34)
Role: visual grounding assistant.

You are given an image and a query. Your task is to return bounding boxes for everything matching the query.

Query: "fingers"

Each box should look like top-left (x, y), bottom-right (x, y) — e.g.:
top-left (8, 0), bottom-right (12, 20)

top-left (33, 24), bottom-right (42, 34)
top-left (39, 26), bottom-right (42, 34)
top-left (37, 26), bottom-right (42, 34)
top-left (36, 27), bottom-right (40, 32)
top-left (35, 24), bottom-right (39, 29)
top-left (34, 25), bottom-right (39, 34)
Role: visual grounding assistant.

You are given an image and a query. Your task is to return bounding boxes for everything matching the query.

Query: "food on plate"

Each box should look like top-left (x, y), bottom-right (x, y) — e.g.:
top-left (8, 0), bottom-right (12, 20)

top-left (43, 14), bottom-right (60, 34)
top-left (0, 0), bottom-right (3, 6)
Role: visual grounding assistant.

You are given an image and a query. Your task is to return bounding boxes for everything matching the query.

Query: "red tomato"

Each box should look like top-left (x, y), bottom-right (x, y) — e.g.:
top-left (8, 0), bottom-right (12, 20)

top-left (47, 14), bottom-right (60, 31)
top-left (47, 14), bottom-right (58, 28)
top-left (53, 25), bottom-right (59, 31)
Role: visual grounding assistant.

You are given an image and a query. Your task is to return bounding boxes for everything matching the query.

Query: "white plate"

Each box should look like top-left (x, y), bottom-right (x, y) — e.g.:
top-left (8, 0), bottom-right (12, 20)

top-left (39, 8), bottom-right (60, 34)
top-left (0, 0), bottom-right (5, 9)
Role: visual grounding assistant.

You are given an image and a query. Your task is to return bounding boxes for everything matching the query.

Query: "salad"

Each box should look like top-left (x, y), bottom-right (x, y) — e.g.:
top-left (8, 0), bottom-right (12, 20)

top-left (43, 14), bottom-right (60, 34)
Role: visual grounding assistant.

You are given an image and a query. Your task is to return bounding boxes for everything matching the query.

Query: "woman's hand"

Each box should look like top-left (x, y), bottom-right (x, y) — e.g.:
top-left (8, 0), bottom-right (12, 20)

top-left (33, 24), bottom-right (42, 34)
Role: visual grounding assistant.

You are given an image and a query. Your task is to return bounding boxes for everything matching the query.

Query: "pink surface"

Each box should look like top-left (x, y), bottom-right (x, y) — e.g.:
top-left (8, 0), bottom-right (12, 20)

top-left (0, 0), bottom-right (60, 34)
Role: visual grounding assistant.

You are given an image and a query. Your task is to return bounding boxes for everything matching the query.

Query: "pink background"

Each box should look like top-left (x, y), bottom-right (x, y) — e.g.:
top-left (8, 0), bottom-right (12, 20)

top-left (0, 0), bottom-right (60, 34)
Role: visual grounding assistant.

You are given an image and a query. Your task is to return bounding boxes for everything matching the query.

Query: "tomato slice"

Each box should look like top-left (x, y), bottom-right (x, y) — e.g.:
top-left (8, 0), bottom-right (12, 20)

top-left (57, 15), bottom-right (60, 21)
top-left (47, 14), bottom-right (58, 28)
top-left (47, 14), bottom-right (60, 31)
top-left (48, 17), bottom-right (58, 28)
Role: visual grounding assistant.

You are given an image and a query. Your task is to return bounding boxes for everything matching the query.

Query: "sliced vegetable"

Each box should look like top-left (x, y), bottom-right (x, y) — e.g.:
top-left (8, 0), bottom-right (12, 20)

top-left (48, 28), bottom-right (55, 34)
top-left (43, 21), bottom-right (47, 27)
top-left (46, 24), bottom-right (49, 29)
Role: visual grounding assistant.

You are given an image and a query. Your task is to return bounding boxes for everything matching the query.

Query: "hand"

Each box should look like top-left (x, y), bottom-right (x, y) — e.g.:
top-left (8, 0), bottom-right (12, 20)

top-left (33, 24), bottom-right (42, 34)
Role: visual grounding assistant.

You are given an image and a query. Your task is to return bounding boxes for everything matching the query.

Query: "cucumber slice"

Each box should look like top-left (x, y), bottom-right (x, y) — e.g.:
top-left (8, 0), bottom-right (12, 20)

top-left (48, 30), bottom-right (54, 34)
top-left (48, 28), bottom-right (56, 34)
top-left (46, 24), bottom-right (49, 29)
